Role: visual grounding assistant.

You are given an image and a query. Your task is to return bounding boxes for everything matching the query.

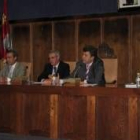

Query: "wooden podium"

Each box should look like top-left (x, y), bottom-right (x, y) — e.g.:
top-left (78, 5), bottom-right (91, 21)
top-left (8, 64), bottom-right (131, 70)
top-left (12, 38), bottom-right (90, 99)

top-left (0, 85), bottom-right (139, 140)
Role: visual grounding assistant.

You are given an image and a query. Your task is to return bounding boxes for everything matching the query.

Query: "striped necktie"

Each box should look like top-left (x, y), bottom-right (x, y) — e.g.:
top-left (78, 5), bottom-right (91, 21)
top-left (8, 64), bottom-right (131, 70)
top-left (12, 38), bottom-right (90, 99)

top-left (85, 64), bottom-right (90, 80)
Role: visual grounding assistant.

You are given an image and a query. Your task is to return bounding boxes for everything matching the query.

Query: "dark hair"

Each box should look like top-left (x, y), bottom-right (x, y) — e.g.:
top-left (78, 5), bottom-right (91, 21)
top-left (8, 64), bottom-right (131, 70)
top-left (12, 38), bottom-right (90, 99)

top-left (83, 45), bottom-right (98, 58)
top-left (7, 49), bottom-right (18, 58)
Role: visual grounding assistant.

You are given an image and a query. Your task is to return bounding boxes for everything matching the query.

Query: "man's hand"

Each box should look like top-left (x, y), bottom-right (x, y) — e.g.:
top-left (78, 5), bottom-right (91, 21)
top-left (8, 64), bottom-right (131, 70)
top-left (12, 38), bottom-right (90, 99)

top-left (43, 79), bottom-right (52, 85)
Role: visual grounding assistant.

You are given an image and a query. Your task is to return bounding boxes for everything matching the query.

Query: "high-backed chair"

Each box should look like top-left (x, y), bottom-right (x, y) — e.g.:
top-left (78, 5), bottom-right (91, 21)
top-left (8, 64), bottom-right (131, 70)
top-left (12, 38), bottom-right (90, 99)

top-left (0, 61), bottom-right (32, 78)
top-left (0, 60), bottom-right (3, 70)
top-left (21, 62), bottom-right (32, 80)
top-left (0, 60), bottom-right (6, 71)
top-left (102, 58), bottom-right (118, 86)
top-left (66, 59), bottom-right (118, 87)
top-left (65, 61), bottom-right (76, 73)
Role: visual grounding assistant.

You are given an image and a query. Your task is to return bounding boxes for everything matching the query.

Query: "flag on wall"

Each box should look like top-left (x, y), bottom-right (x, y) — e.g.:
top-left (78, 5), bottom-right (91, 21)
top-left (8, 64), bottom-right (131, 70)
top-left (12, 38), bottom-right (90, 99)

top-left (0, 0), bottom-right (12, 59)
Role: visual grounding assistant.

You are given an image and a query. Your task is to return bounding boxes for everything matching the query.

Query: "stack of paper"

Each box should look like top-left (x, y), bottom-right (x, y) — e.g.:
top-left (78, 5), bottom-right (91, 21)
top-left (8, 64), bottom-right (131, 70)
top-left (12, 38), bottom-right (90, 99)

top-left (125, 83), bottom-right (136, 88)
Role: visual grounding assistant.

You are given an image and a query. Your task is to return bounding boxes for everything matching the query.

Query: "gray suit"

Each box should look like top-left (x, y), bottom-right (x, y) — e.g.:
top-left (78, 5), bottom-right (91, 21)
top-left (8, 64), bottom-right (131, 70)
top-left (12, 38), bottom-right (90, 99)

top-left (0, 62), bottom-right (26, 80)
top-left (71, 58), bottom-right (105, 85)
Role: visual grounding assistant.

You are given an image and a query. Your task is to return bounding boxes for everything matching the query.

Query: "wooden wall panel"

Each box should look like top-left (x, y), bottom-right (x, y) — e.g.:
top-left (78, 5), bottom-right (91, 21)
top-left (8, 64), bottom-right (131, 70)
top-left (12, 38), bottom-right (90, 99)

top-left (132, 16), bottom-right (140, 82)
top-left (96, 97), bottom-right (128, 140)
top-left (103, 18), bottom-right (130, 84)
top-left (23, 93), bottom-right (50, 137)
top-left (12, 25), bottom-right (30, 62)
top-left (32, 23), bottom-right (52, 80)
top-left (78, 20), bottom-right (101, 59)
top-left (0, 93), bottom-right (17, 133)
top-left (54, 21), bottom-right (76, 61)
top-left (7, 14), bottom-right (140, 84)
top-left (59, 96), bottom-right (87, 140)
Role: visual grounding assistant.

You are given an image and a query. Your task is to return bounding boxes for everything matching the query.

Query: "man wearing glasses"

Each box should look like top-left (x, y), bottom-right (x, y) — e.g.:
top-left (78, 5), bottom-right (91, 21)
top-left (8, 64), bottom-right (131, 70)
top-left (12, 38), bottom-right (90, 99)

top-left (38, 50), bottom-right (70, 83)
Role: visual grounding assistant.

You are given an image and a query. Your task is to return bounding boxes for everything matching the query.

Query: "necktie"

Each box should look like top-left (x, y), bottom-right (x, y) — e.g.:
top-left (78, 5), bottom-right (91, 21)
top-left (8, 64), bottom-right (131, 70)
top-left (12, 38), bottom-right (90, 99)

top-left (53, 67), bottom-right (57, 76)
top-left (85, 64), bottom-right (90, 80)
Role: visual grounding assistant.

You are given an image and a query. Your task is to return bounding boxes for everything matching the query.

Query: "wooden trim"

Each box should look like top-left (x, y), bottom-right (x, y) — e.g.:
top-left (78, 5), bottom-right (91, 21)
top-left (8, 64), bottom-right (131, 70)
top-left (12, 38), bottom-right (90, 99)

top-left (128, 16), bottom-right (133, 82)
top-left (52, 22), bottom-right (55, 50)
top-left (87, 96), bottom-right (96, 140)
top-left (100, 18), bottom-right (104, 44)
top-left (75, 20), bottom-right (79, 61)
top-left (128, 97), bottom-right (138, 140)
top-left (50, 94), bottom-right (59, 139)
top-left (29, 23), bottom-right (33, 80)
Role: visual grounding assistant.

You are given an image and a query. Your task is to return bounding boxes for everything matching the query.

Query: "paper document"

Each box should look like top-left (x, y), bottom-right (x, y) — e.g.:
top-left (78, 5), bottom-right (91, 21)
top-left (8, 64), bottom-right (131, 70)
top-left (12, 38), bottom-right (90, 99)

top-left (125, 83), bottom-right (136, 88)
top-left (32, 82), bottom-right (43, 84)
top-left (80, 83), bottom-right (98, 87)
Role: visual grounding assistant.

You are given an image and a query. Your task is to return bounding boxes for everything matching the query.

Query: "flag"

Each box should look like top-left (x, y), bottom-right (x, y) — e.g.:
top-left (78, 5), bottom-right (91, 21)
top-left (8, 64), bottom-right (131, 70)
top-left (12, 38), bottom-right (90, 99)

top-left (0, 0), bottom-right (12, 59)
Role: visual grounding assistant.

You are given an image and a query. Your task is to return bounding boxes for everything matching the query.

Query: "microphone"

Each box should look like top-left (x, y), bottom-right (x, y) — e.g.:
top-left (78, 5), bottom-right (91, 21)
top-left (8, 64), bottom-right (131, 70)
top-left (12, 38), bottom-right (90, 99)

top-left (73, 64), bottom-right (82, 78)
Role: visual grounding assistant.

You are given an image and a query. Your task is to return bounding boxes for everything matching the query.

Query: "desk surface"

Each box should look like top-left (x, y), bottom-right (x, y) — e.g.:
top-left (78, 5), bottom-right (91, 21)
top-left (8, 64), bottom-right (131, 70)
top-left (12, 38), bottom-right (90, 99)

top-left (0, 84), bottom-right (139, 96)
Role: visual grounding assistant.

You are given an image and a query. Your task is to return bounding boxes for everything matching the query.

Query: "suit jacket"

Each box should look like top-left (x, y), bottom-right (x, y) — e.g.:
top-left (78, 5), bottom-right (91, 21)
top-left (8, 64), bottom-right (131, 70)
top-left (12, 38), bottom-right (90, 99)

top-left (38, 61), bottom-right (70, 82)
top-left (0, 62), bottom-right (26, 80)
top-left (71, 58), bottom-right (105, 85)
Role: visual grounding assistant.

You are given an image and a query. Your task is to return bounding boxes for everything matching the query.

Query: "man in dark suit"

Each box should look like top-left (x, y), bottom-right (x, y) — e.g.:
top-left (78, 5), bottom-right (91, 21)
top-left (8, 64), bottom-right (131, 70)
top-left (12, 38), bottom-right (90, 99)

top-left (38, 50), bottom-right (70, 83)
top-left (71, 45), bottom-right (105, 85)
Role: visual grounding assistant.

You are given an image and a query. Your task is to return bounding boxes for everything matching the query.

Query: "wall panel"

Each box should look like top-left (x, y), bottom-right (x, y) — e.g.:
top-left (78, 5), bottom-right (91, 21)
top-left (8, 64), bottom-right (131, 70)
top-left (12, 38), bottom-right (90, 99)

top-left (132, 16), bottom-right (140, 81)
top-left (32, 23), bottom-right (52, 80)
top-left (7, 14), bottom-right (140, 84)
top-left (78, 19), bottom-right (101, 59)
top-left (12, 24), bottom-right (30, 62)
top-left (54, 21), bottom-right (76, 61)
top-left (103, 17), bottom-right (130, 84)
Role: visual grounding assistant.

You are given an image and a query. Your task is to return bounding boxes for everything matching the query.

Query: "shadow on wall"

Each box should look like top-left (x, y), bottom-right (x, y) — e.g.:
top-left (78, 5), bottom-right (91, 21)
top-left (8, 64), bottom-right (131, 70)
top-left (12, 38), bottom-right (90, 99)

top-left (98, 42), bottom-right (116, 58)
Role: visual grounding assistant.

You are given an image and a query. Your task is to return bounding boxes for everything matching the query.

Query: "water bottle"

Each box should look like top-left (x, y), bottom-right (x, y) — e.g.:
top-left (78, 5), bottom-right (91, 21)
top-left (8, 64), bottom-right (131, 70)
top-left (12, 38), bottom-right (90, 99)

top-left (136, 73), bottom-right (140, 88)
top-left (51, 73), bottom-right (60, 86)
top-left (51, 76), bottom-right (56, 86)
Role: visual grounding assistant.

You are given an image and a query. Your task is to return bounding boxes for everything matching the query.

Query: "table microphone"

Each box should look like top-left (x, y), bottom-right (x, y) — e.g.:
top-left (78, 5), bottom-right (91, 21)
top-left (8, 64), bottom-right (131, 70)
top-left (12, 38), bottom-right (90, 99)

top-left (73, 64), bottom-right (82, 78)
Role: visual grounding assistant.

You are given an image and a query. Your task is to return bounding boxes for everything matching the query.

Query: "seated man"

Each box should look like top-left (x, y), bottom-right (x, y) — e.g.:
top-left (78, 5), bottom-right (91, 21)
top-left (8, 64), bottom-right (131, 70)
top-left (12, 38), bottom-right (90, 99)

top-left (38, 50), bottom-right (70, 83)
top-left (71, 45), bottom-right (105, 85)
top-left (0, 50), bottom-right (26, 82)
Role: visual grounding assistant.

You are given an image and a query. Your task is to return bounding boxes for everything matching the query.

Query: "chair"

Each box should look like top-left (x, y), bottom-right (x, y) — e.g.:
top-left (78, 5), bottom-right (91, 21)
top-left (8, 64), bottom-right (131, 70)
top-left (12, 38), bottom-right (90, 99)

top-left (65, 61), bottom-right (76, 73)
top-left (0, 59), bottom-right (6, 71)
top-left (102, 58), bottom-right (118, 86)
top-left (0, 61), bottom-right (32, 79)
top-left (66, 59), bottom-right (118, 87)
top-left (21, 62), bottom-right (32, 80)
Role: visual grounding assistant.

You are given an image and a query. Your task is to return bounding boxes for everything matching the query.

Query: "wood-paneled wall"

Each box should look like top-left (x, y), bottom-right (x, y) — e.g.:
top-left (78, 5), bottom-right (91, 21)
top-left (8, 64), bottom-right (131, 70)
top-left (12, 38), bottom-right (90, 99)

top-left (5, 14), bottom-right (140, 83)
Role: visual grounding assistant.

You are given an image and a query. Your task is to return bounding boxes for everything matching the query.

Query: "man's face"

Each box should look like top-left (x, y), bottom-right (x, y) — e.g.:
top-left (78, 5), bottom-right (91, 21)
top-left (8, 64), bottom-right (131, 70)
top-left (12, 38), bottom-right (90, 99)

top-left (6, 53), bottom-right (17, 65)
top-left (49, 53), bottom-right (59, 66)
top-left (82, 51), bottom-right (94, 64)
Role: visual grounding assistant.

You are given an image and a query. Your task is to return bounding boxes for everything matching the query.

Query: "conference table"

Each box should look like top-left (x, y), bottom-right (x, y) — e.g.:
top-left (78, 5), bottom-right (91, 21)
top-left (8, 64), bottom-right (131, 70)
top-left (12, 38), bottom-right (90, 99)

top-left (0, 83), bottom-right (139, 140)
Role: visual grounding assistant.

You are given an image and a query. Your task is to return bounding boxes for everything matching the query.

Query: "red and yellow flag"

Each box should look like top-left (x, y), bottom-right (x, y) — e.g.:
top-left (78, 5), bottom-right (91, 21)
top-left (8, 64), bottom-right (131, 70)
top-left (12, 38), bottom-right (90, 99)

top-left (0, 0), bottom-right (12, 59)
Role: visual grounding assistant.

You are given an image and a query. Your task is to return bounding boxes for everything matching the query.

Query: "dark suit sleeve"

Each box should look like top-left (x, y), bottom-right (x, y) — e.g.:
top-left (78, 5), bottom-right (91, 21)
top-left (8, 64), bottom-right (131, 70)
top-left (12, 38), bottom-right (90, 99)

top-left (64, 63), bottom-right (70, 78)
top-left (87, 60), bottom-right (105, 85)
top-left (59, 63), bottom-right (70, 79)
top-left (37, 64), bottom-right (50, 82)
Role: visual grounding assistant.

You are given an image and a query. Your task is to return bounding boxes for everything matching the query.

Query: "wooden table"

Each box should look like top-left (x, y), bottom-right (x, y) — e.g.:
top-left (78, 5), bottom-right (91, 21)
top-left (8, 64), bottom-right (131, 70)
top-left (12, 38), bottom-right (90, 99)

top-left (0, 84), bottom-right (139, 140)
